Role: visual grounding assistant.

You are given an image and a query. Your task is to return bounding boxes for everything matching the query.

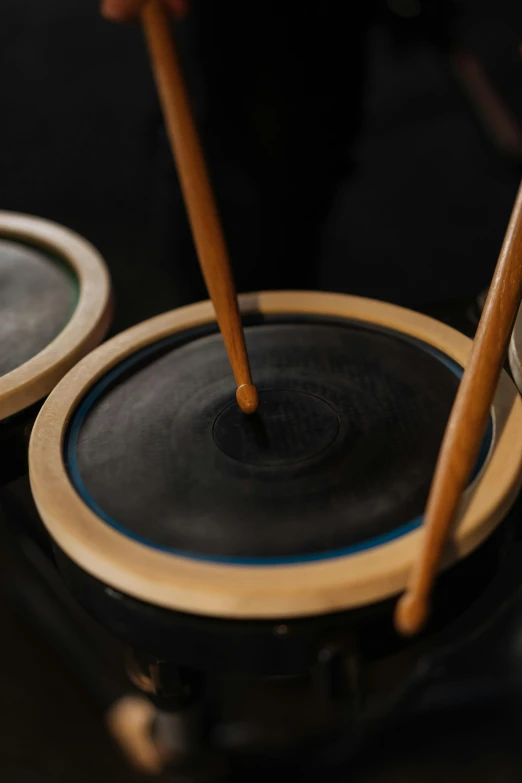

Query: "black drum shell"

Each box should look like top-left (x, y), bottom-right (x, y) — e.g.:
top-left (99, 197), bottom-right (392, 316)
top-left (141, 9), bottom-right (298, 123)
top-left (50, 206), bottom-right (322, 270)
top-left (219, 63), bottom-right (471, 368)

top-left (0, 401), bottom-right (41, 486)
top-left (53, 500), bottom-right (518, 677)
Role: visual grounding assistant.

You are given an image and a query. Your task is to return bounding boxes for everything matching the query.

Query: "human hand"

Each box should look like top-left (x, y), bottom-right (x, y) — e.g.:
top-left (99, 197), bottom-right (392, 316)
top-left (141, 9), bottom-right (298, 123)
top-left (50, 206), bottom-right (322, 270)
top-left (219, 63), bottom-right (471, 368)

top-left (101, 0), bottom-right (188, 21)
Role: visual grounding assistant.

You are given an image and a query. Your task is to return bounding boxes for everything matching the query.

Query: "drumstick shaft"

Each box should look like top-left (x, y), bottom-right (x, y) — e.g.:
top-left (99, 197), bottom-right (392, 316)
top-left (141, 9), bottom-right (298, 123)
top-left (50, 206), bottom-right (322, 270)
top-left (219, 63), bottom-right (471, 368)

top-left (395, 179), bottom-right (522, 636)
top-left (141, 0), bottom-right (258, 414)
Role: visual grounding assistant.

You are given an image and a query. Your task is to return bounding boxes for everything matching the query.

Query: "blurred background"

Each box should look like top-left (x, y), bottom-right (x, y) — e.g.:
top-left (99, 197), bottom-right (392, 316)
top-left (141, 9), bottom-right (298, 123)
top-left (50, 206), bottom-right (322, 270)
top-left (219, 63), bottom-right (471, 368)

top-left (2, 0), bottom-right (522, 331)
top-left (1, 0), bottom-right (522, 780)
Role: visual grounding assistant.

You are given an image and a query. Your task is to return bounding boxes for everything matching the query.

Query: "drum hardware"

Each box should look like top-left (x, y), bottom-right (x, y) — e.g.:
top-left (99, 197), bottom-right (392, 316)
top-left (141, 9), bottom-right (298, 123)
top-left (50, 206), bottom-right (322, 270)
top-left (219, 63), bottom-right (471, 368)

top-left (120, 653), bottom-right (215, 773)
top-left (314, 634), bottom-right (362, 711)
top-left (127, 653), bottom-right (205, 711)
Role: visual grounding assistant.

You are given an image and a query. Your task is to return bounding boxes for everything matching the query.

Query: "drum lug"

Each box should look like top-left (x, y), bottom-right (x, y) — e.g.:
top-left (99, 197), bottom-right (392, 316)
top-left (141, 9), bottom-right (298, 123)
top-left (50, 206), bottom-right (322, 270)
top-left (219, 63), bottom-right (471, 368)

top-left (125, 650), bottom-right (210, 768)
top-left (126, 649), bottom-right (204, 709)
top-left (126, 649), bottom-right (156, 694)
top-left (314, 635), bottom-right (362, 713)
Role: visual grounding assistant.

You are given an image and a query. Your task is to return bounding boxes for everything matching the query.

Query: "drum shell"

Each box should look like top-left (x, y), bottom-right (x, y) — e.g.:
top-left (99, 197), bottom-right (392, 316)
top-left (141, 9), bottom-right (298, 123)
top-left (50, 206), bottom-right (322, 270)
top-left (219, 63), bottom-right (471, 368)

top-left (0, 402), bottom-right (40, 486)
top-left (53, 502), bottom-right (517, 678)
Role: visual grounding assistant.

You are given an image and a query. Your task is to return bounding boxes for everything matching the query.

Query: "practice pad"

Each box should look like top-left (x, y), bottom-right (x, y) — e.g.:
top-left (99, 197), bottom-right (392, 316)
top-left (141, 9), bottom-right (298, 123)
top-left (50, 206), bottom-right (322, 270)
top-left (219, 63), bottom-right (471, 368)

top-left (68, 318), bottom-right (485, 562)
top-left (31, 293), bottom-right (522, 619)
top-left (0, 211), bottom-right (111, 421)
top-left (0, 239), bottom-right (76, 376)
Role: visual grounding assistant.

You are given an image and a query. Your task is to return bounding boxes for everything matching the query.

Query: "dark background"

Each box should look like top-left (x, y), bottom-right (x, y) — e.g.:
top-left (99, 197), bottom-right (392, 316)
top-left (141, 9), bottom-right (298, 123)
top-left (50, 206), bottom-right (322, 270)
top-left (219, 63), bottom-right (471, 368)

top-left (2, 0), bottom-right (522, 780)
top-left (2, 0), bottom-right (522, 331)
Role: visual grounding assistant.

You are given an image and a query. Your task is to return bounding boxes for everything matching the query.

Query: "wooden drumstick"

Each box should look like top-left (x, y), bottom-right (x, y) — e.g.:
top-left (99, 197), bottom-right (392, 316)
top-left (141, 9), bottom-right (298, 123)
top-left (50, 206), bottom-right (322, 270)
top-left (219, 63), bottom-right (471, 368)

top-left (395, 180), bottom-right (522, 636)
top-left (141, 0), bottom-right (258, 414)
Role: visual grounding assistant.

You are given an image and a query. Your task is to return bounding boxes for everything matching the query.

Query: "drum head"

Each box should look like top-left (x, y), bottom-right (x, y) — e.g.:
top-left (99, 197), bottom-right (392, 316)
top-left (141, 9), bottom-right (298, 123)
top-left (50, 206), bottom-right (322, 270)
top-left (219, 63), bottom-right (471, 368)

top-left (30, 293), bottom-right (522, 619)
top-left (0, 239), bottom-right (76, 376)
top-left (0, 212), bottom-right (111, 420)
top-left (70, 320), bottom-right (468, 561)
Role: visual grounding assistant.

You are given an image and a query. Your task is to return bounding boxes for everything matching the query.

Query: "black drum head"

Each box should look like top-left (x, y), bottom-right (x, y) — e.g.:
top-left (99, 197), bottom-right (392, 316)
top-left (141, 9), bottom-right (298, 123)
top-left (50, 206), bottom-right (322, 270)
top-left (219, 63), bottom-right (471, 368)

top-left (65, 316), bottom-right (488, 563)
top-left (0, 239), bottom-right (76, 376)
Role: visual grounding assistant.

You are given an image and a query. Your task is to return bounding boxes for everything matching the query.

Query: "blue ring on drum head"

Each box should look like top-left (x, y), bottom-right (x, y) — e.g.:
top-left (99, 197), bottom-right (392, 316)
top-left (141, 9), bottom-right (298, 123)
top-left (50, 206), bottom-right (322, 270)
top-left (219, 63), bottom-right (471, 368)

top-left (64, 320), bottom-right (493, 566)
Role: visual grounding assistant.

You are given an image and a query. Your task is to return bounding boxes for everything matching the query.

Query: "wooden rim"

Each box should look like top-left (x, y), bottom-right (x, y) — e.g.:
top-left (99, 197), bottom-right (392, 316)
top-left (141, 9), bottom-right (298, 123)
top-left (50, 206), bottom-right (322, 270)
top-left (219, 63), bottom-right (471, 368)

top-left (0, 211), bottom-right (112, 420)
top-left (29, 292), bottom-right (522, 619)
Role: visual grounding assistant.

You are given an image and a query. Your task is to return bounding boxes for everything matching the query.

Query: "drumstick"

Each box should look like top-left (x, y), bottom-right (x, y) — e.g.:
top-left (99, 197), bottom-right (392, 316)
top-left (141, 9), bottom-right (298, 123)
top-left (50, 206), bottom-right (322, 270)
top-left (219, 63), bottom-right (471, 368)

top-left (395, 180), bottom-right (522, 636)
top-left (141, 0), bottom-right (258, 414)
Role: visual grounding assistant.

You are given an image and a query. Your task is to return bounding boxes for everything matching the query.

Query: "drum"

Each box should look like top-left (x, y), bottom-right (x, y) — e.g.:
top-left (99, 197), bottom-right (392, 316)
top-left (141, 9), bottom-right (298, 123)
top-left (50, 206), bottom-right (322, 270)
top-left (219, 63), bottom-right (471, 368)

top-left (29, 292), bottom-right (522, 770)
top-left (0, 211), bottom-right (111, 483)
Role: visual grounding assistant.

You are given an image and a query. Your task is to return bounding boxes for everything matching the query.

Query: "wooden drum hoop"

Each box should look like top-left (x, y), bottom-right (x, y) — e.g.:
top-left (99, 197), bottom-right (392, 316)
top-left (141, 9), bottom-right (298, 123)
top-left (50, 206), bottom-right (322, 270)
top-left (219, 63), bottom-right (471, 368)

top-left (0, 211), bottom-right (112, 421)
top-left (29, 292), bottom-right (522, 620)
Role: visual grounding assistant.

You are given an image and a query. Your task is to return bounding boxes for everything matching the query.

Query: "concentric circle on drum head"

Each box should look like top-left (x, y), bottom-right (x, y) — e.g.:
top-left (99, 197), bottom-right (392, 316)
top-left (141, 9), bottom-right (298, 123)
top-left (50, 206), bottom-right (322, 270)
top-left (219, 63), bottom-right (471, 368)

top-left (66, 319), bottom-right (480, 562)
top-left (0, 212), bottom-right (111, 420)
top-left (29, 292), bottom-right (522, 619)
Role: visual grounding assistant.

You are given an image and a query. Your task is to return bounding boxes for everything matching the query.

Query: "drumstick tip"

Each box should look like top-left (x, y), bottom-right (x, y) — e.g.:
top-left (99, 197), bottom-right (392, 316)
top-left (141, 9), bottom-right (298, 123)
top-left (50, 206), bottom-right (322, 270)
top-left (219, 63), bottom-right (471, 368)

top-left (394, 590), bottom-right (429, 636)
top-left (236, 383), bottom-right (259, 414)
